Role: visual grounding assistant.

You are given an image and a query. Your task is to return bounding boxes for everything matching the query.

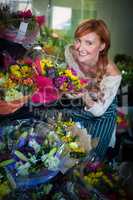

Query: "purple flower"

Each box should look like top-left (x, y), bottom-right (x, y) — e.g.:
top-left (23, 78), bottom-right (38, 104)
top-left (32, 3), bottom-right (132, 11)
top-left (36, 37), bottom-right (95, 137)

top-left (86, 161), bottom-right (103, 171)
top-left (54, 76), bottom-right (68, 88)
top-left (67, 82), bottom-right (75, 91)
top-left (68, 67), bottom-right (77, 76)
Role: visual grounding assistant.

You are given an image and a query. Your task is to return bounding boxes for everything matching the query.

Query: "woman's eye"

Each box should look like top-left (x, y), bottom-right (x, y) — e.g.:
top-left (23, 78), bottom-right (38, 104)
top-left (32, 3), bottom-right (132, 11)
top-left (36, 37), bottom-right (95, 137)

top-left (86, 41), bottom-right (92, 45)
top-left (75, 39), bottom-right (80, 44)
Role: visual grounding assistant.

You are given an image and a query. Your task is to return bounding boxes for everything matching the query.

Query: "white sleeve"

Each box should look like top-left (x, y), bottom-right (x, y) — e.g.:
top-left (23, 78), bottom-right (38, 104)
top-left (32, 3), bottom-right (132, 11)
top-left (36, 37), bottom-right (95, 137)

top-left (85, 75), bottom-right (122, 117)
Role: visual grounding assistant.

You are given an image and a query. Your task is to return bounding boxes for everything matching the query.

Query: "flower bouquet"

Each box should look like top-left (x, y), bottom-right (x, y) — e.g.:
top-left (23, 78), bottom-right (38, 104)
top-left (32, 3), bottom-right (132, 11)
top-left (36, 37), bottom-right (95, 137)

top-left (0, 4), bottom-right (45, 47)
top-left (31, 55), bottom-right (89, 104)
top-left (0, 62), bottom-right (36, 115)
top-left (0, 116), bottom-right (97, 188)
top-left (78, 161), bottom-right (127, 200)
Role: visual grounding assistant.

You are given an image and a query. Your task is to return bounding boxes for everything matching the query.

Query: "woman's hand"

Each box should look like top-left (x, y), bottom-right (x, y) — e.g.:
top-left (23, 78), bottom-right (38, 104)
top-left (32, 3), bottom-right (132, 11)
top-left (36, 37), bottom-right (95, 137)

top-left (81, 91), bottom-right (95, 108)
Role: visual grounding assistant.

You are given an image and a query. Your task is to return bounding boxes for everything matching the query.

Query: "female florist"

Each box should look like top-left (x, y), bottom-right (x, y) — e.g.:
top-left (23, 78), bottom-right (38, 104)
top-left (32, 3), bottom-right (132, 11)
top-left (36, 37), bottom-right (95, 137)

top-left (0, 3), bottom-right (130, 200)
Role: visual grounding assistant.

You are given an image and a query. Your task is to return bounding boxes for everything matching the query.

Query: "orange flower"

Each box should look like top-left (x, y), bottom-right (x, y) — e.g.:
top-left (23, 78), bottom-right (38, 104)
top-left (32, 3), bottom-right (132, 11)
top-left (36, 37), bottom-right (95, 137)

top-left (22, 78), bottom-right (34, 86)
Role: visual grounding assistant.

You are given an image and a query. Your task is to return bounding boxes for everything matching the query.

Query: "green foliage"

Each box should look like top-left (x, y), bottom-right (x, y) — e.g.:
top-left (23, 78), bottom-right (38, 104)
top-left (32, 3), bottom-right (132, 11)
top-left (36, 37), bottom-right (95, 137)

top-left (114, 54), bottom-right (133, 86)
top-left (37, 26), bottom-right (72, 62)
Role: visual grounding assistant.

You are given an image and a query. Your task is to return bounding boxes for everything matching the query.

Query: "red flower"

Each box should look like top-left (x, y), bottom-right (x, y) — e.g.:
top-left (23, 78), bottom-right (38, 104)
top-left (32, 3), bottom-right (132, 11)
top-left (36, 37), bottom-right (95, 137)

top-left (18, 9), bottom-right (32, 18)
top-left (35, 16), bottom-right (45, 27)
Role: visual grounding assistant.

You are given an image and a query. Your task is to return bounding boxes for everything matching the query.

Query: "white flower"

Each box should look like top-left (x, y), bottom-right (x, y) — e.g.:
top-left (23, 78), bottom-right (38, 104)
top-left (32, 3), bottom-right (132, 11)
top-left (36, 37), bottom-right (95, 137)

top-left (5, 88), bottom-right (23, 102)
top-left (41, 154), bottom-right (48, 162)
top-left (29, 139), bottom-right (41, 153)
top-left (29, 155), bottom-right (37, 164)
top-left (16, 162), bottom-right (31, 176)
top-left (44, 156), bottom-right (60, 171)
top-left (69, 142), bottom-right (78, 149)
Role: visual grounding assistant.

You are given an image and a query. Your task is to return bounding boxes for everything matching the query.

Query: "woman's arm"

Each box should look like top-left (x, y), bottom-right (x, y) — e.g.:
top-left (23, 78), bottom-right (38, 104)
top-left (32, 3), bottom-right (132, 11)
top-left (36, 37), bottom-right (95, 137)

top-left (84, 75), bottom-right (122, 116)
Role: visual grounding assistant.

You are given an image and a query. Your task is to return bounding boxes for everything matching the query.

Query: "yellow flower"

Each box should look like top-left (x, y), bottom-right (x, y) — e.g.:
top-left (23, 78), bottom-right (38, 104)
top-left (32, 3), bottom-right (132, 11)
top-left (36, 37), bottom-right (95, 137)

top-left (61, 135), bottom-right (73, 142)
top-left (103, 175), bottom-right (113, 187)
top-left (12, 71), bottom-right (22, 78)
top-left (71, 146), bottom-right (85, 153)
top-left (70, 74), bottom-right (79, 81)
top-left (84, 176), bottom-right (92, 184)
top-left (41, 58), bottom-right (54, 68)
top-left (3, 78), bottom-right (16, 89)
top-left (20, 65), bottom-right (32, 77)
top-left (117, 116), bottom-right (122, 123)
top-left (65, 69), bottom-right (73, 76)
top-left (58, 71), bottom-right (64, 76)
top-left (69, 142), bottom-right (78, 149)
top-left (64, 121), bottom-right (74, 127)
top-left (10, 64), bottom-right (20, 73)
top-left (60, 82), bottom-right (68, 91)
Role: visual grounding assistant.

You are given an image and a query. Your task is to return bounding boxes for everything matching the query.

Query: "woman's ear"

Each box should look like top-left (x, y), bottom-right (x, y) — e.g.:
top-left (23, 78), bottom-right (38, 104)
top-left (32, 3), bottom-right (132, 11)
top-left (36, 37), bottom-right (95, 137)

top-left (100, 43), bottom-right (105, 52)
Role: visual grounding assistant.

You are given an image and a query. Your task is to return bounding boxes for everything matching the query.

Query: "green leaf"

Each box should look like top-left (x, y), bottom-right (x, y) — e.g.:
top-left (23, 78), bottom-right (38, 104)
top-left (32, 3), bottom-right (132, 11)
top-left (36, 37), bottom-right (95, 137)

top-left (14, 150), bottom-right (28, 161)
top-left (0, 159), bottom-right (14, 167)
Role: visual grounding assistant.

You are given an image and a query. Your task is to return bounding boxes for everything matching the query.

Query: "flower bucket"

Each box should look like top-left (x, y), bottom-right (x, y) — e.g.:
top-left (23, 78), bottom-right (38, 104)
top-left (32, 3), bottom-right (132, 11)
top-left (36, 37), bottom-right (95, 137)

top-left (0, 95), bottom-right (29, 115)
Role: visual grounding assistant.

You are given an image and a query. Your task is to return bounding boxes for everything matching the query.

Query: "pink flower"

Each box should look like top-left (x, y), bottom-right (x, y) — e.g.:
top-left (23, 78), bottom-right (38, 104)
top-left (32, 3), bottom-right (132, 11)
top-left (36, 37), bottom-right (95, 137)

top-left (18, 9), bottom-right (32, 18)
top-left (86, 161), bottom-right (103, 171)
top-left (35, 16), bottom-right (45, 27)
top-left (23, 57), bottom-right (33, 66)
top-left (31, 76), bottom-right (59, 103)
top-left (80, 79), bottom-right (90, 85)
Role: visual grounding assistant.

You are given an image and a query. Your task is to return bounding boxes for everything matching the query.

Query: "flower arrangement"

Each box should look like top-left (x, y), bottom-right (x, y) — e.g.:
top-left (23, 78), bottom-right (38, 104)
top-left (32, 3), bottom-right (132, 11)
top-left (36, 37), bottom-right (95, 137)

top-left (31, 55), bottom-right (89, 104)
top-left (0, 61), bottom-right (36, 115)
top-left (80, 161), bottom-right (127, 200)
top-left (37, 26), bottom-right (71, 61)
top-left (0, 4), bottom-right (45, 46)
top-left (54, 67), bottom-right (89, 93)
top-left (0, 117), bottom-right (97, 188)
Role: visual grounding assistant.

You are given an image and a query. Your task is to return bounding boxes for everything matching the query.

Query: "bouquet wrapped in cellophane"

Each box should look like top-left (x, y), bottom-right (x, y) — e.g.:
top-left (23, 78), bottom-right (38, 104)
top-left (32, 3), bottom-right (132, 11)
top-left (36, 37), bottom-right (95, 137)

top-left (0, 4), bottom-right (45, 47)
top-left (0, 115), bottom-right (98, 188)
top-left (0, 60), bottom-right (36, 115)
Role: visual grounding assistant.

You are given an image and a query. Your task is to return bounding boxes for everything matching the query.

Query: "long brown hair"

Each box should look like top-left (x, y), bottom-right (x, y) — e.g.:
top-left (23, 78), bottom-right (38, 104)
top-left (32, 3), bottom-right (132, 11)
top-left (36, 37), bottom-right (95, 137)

top-left (74, 19), bottom-right (110, 98)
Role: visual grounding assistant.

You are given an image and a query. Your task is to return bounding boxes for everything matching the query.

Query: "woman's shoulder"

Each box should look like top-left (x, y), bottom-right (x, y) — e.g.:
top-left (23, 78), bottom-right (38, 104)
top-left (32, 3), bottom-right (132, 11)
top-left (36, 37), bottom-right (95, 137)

top-left (106, 60), bottom-right (121, 76)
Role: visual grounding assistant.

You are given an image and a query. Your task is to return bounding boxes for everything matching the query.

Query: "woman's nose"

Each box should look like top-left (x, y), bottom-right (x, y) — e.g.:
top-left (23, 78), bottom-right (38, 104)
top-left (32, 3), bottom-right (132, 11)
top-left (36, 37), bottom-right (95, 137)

top-left (77, 42), bottom-right (85, 51)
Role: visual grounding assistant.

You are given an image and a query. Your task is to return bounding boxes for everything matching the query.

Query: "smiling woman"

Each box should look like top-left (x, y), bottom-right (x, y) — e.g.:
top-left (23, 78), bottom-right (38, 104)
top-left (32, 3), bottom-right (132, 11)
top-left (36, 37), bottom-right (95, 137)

top-left (63, 19), bottom-right (122, 160)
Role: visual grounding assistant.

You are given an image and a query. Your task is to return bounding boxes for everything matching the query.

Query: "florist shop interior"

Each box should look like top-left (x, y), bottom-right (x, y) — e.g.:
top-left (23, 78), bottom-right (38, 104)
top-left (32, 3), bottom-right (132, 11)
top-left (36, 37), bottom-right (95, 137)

top-left (0, 0), bottom-right (133, 200)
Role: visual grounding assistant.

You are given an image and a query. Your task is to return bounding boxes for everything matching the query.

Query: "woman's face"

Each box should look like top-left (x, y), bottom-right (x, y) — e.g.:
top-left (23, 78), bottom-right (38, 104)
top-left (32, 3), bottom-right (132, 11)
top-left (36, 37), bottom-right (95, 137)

top-left (74, 32), bottom-right (105, 66)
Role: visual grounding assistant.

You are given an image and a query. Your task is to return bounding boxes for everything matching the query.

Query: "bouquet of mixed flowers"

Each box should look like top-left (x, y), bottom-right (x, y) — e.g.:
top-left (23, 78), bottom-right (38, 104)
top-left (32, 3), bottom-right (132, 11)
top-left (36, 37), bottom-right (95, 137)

top-left (0, 4), bottom-right (45, 46)
top-left (0, 116), bottom-right (97, 188)
top-left (0, 61), bottom-right (36, 115)
top-left (78, 161), bottom-right (127, 200)
top-left (31, 54), bottom-right (89, 104)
